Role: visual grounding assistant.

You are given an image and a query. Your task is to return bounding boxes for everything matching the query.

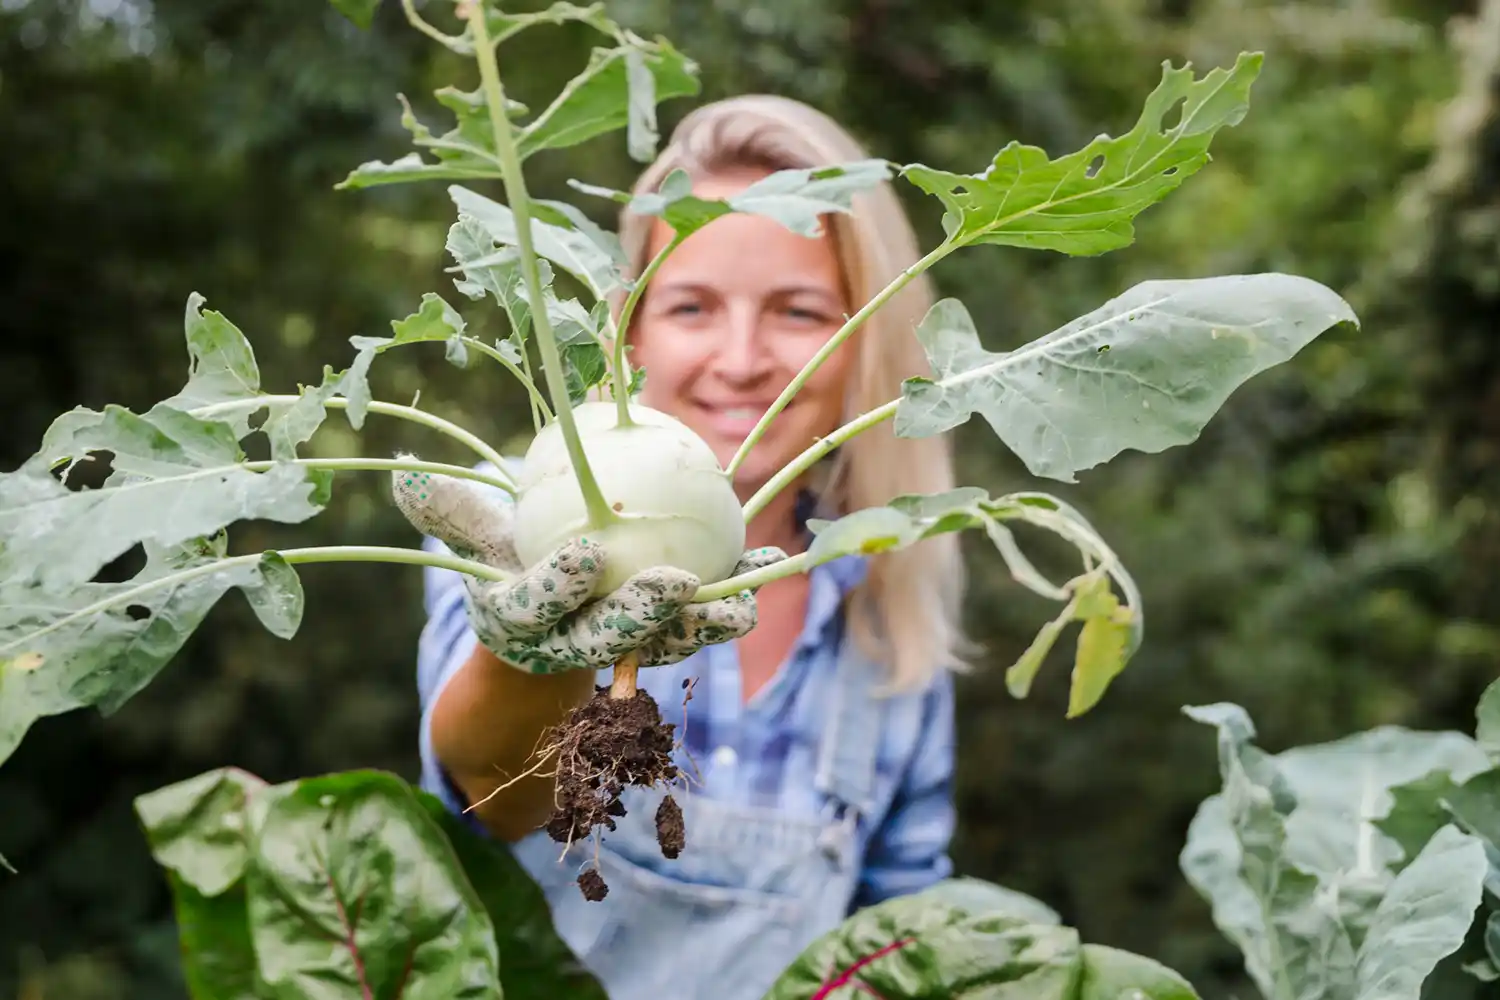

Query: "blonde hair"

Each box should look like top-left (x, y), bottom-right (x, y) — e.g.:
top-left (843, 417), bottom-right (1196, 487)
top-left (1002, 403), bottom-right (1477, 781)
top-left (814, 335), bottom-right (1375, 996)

top-left (616, 93), bottom-right (971, 692)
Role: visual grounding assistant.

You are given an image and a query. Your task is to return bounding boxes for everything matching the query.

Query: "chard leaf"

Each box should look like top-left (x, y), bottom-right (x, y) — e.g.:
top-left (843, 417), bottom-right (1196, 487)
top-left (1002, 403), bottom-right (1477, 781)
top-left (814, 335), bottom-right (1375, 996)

top-left (136, 767), bottom-right (265, 1000)
top-left (896, 276), bottom-right (1357, 483)
top-left (570, 159), bottom-right (892, 239)
top-left (902, 52), bottom-right (1261, 255)
top-left (516, 35), bottom-right (699, 162)
top-left (0, 404), bottom-right (327, 590)
top-left (0, 541), bottom-right (302, 768)
top-left (245, 771), bottom-right (503, 999)
top-left (416, 796), bottom-right (609, 999)
top-left (1353, 825), bottom-right (1487, 1000)
top-left (337, 88), bottom-right (517, 190)
top-left (763, 877), bottom-right (1198, 1000)
top-left (805, 487), bottom-right (1142, 716)
top-left (450, 184), bottom-right (626, 298)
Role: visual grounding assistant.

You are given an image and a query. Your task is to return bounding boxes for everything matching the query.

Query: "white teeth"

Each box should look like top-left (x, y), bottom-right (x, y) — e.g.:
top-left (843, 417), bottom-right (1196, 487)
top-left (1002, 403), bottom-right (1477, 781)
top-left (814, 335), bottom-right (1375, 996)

top-left (722, 408), bottom-right (759, 420)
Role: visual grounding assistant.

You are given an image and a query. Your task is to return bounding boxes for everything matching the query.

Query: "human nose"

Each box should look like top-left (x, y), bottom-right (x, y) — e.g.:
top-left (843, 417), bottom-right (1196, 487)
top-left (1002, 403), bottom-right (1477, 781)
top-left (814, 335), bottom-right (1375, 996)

top-left (709, 305), bottom-right (773, 383)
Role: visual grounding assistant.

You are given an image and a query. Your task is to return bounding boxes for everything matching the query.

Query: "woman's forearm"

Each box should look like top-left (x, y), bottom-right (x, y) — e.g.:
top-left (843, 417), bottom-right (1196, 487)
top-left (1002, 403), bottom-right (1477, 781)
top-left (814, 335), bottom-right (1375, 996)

top-left (427, 644), bottom-right (597, 842)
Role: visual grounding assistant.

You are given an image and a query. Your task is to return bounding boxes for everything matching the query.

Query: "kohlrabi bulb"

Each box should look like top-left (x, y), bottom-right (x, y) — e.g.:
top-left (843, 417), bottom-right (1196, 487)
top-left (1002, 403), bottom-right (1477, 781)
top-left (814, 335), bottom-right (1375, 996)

top-left (512, 400), bottom-right (747, 596)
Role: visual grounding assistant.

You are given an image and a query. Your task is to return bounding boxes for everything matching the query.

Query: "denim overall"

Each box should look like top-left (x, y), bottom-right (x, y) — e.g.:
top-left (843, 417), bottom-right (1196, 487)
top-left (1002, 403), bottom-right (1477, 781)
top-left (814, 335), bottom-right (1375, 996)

top-left (509, 634), bottom-right (884, 1000)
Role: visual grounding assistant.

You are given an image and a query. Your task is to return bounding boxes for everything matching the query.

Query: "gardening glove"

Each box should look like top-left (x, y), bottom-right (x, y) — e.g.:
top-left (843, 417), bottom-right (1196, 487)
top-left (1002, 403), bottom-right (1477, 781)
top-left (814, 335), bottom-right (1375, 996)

top-left (391, 457), bottom-right (786, 673)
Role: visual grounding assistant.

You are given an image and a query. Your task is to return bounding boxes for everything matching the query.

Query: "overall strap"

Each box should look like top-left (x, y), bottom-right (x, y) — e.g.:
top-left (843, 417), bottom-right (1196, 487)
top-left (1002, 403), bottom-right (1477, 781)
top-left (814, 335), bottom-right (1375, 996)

top-left (812, 614), bottom-right (885, 829)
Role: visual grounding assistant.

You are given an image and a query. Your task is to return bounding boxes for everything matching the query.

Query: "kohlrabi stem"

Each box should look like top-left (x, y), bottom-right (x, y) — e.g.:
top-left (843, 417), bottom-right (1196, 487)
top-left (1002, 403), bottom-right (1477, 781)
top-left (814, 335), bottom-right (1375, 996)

top-left (741, 398), bottom-right (898, 523)
top-left (461, 336), bottom-right (552, 422)
top-left (725, 238), bottom-right (959, 478)
top-left (691, 551), bottom-right (811, 603)
top-left (0, 545), bottom-right (509, 658)
top-left (467, 2), bottom-right (616, 529)
top-left (242, 457), bottom-right (515, 495)
top-left (191, 395), bottom-right (515, 485)
top-left (610, 234), bottom-right (682, 425)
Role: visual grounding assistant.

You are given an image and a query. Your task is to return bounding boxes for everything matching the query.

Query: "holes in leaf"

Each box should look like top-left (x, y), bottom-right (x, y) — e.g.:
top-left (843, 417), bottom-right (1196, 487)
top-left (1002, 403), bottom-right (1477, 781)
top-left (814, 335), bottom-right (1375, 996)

top-left (1097, 344), bottom-right (1111, 353)
top-left (1086, 155), bottom-right (1105, 178)
top-left (126, 605), bottom-right (151, 621)
top-left (1162, 95), bottom-right (1188, 131)
top-left (1163, 166), bottom-right (1179, 176)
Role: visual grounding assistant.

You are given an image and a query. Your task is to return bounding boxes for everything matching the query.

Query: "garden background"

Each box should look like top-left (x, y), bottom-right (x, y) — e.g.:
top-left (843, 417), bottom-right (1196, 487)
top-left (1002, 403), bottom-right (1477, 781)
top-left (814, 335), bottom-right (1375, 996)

top-left (1, 0), bottom-right (1497, 996)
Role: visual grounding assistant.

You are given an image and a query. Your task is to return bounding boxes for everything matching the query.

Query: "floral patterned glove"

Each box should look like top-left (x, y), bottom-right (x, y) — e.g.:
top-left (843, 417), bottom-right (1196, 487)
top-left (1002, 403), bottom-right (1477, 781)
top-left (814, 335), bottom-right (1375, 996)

top-left (391, 458), bottom-right (785, 673)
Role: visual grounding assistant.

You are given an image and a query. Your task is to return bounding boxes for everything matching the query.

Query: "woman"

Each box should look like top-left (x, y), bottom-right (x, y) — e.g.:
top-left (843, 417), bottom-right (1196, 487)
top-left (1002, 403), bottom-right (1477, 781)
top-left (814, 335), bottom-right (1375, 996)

top-left (398, 94), bottom-right (970, 1000)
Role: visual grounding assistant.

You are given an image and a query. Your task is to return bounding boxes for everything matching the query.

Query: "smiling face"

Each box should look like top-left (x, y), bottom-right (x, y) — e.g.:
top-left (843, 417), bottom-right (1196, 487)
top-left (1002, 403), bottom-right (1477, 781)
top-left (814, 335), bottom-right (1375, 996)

top-left (629, 169), bottom-right (856, 498)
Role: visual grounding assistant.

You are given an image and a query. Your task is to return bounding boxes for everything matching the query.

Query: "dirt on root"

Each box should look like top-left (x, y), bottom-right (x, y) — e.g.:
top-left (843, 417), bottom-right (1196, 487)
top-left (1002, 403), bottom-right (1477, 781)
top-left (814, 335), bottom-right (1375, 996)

top-left (544, 686), bottom-right (687, 898)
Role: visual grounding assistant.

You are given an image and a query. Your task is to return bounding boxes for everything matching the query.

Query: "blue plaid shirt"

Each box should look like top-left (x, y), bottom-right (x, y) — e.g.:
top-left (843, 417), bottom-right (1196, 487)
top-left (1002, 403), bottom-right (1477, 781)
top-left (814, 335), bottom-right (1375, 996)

top-left (413, 464), bottom-right (957, 908)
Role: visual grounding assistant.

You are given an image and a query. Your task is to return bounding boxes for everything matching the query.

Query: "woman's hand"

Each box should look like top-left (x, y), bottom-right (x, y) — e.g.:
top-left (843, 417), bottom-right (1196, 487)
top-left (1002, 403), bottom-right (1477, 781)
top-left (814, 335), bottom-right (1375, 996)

top-left (391, 458), bottom-right (785, 672)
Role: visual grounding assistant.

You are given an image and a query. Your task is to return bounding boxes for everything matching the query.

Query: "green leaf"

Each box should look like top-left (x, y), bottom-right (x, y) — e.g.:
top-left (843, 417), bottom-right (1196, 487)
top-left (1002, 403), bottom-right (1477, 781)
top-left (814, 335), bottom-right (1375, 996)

top-left (1078, 944), bottom-right (1202, 1000)
top-left (484, 1), bottom-right (618, 45)
top-left (805, 488), bottom-right (1143, 716)
top-left (337, 89), bottom-right (514, 190)
top-left (136, 767), bottom-right (266, 1000)
top-left (1180, 703), bottom-right (1493, 1000)
top-left (902, 52), bottom-right (1262, 255)
top-left (158, 293), bottom-right (264, 438)
top-left (1375, 770), bottom-right (1467, 869)
top-left (895, 275), bottom-right (1359, 483)
top-left (245, 771), bottom-right (503, 999)
top-left (416, 795), bottom-right (609, 999)
top-left (0, 542), bottom-right (303, 768)
top-left (516, 35), bottom-right (699, 162)
top-left (328, 0), bottom-right (380, 29)
top-left (0, 403), bottom-right (327, 591)
top-left (571, 159), bottom-right (892, 239)
top-left (1353, 825), bottom-right (1487, 1000)
top-left (1476, 678), bottom-right (1500, 761)
top-left (1067, 575), bottom-right (1134, 719)
top-left (762, 878), bottom-right (1198, 1000)
top-left (450, 185), bottom-right (626, 298)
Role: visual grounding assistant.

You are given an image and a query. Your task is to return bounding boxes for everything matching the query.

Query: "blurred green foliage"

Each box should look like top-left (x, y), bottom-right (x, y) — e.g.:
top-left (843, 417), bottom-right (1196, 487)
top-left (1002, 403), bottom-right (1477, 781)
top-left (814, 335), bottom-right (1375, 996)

top-left (1, 0), bottom-right (1496, 997)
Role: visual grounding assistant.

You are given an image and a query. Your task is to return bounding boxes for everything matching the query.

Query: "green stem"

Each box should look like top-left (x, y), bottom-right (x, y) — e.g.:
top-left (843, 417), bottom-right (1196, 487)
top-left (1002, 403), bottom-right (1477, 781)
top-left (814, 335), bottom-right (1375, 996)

top-left (468, 3), bottom-right (616, 528)
top-left (401, 0), bottom-right (470, 52)
top-left (461, 336), bottom-right (553, 422)
top-left (691, 551), bottom-right (811, 603)
top-left (191, 395), bottom-right (515, 486)
top-left (610, 234), bottom-right (682, 424)
top-left (0, 545), bottom-right (509, 658)
top-left (725, 238), bottom-right (958, 478)
top-left (242, 457), bottom-right (515, 495)
top-left (740, 398), bottom-right (898, 522)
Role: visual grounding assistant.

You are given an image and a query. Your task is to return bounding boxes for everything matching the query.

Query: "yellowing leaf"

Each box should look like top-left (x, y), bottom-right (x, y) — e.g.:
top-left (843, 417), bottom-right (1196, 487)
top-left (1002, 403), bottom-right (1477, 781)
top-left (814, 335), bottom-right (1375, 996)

top-left (1067, 577), bottom-right (1134, 718)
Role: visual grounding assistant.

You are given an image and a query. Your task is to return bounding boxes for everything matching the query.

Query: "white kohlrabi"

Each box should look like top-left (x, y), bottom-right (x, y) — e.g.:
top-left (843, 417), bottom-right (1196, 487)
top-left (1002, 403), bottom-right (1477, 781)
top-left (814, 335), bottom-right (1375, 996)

top-left (512, 400), bottom-right (747, 596)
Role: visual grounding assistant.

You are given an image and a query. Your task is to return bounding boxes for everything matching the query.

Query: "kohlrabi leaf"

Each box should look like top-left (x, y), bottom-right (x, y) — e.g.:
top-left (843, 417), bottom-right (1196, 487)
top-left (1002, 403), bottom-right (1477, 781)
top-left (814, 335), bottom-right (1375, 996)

top-left (895, 275), bottom-right (1359, 483)
top-left (136, 767), bottom-right (266, 1000)
top-left (902, 52), bottom-right (1262, 255)
top-left (485, 1), bottom-right (618, 45)
top-left (328, 0), bottom-right (379, 30)
top-left (348, 291), bottom-right (473, 374)
top-left (450, 184), bottom-right (626, 298)
top-left (0, 540), bottom-right (303, 769)
top-left (805, 487), bottom-right (1142, 716)
top-left (1476, 678), bottom-right (1500, 762)
top-left (245, 770), bottom-right (503, 999)
top-left (1352, 825), bottom-right (1487, 1000)
top-left (762, 877), bottom-right (1199, 1000)
top-left (1180, 703), bottom-right (1493, 1000)
top-left (570, 158), bottom-right (892, 239)
top-left (516, 35), bottom-right (699, 163)
top-left (337, 88), bottom-right (517, 190)
top-left (416, 795), bottom-right (610, 999)
top-left (157, 293), bottom-right (264, 438)
top-left (0, 403), bottom-right (328, 591)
